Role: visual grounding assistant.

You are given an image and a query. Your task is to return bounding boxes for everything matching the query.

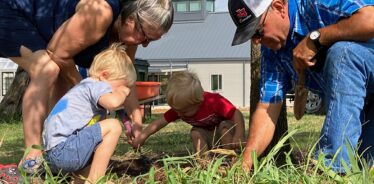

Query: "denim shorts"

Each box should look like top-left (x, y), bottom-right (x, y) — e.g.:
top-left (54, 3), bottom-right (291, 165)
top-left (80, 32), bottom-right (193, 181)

top-left (45, 123), bottom-right (102, 173)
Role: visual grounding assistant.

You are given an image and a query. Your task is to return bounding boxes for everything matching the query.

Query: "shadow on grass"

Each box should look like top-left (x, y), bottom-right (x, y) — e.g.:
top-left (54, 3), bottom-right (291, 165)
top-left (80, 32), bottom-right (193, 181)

top-left (0, 137), bottom-right (24, 164)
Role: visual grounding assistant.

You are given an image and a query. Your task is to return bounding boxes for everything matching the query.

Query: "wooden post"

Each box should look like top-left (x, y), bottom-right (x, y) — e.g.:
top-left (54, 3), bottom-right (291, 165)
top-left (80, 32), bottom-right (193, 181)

top-left (0, 67), bottom-right (29, 120)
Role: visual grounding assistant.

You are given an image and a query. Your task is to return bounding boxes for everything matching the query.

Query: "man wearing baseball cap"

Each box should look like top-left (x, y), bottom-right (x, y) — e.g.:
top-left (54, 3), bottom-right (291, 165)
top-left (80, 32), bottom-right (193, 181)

top-left (229, 0), bottom-right (374, 173)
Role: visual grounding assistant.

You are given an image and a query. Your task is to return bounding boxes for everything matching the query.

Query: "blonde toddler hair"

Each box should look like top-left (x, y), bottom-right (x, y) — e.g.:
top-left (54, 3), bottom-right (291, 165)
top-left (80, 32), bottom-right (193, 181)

top-left (166, 71), bottom-right (203, 110)
top-left (88, 43), bottom-right (137, 86)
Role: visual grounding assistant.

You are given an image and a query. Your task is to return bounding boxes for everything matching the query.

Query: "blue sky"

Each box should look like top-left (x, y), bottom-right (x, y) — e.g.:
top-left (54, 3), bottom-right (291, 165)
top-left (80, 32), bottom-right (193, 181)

top-left (215, 0), bottom-right (228, 12)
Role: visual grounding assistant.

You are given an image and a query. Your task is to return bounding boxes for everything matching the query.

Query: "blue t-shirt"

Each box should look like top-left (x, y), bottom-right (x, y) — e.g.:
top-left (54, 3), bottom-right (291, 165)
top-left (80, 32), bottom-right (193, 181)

top-left (260, 0), bottom-right (374, 103)
top-left (43, 78), bottom-right (112, 151)
top-left (0, 0), bottom-right (120, 68)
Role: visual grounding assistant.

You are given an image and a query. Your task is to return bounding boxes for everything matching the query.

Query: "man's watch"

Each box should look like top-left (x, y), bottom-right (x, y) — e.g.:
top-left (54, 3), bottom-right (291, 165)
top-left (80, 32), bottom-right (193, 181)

top-left (309, 30), bottom-right (322, 49)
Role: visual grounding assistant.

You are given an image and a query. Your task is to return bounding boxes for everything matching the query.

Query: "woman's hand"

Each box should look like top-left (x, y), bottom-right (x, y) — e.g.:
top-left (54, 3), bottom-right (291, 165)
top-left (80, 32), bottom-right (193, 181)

top-left (17, 46), bottom-right (59, 79)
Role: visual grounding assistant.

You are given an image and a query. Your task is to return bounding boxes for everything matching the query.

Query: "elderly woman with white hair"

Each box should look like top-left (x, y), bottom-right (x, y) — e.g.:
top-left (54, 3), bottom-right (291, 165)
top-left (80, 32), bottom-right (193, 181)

top-left (0, 0), bottom-right (174, 173)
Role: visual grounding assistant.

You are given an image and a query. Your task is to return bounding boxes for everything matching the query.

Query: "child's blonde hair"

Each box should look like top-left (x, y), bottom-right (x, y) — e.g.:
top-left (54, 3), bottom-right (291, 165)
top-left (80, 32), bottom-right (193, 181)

top-left (88, 43), bottom-right (137, 86)
top-left (166, 71), bottom-right (203, 110)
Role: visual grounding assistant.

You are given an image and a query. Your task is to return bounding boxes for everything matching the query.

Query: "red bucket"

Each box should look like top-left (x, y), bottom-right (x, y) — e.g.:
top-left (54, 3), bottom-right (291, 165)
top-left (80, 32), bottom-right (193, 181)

top-left (135, 82), bottom-right (161, 100)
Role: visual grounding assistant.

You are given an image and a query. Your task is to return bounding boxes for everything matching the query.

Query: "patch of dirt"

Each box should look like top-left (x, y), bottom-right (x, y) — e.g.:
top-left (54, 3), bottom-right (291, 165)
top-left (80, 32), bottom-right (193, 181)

top-left (108, 149), bottom-right (240, 180)
top-left (109, 149), bottom-right (309, 179)
top-left (109, 151), bottom-right (191, 177)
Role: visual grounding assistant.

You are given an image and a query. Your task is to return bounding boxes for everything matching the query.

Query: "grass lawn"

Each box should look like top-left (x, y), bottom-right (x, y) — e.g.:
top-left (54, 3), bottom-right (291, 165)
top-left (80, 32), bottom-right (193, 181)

top-left (2, 111), bottom-right (373, 183)
top-left (0, 111), bottom-right (324, 164)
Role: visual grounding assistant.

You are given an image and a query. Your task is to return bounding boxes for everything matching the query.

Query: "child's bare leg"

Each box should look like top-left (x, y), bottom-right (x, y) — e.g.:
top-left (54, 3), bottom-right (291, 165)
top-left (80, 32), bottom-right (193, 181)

top-left (87, 119), bottom-right (122, 183)
top-left (217, 121), bottom-right (235, 149)
top-left (190, 127), bottom-right (210, 154)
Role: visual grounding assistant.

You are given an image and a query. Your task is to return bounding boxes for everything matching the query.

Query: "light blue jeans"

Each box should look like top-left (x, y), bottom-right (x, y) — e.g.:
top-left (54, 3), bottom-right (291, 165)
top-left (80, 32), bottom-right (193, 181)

top-left (45, 123), bottom-right (102, 173)
top-left (315, 39), bottom-right (374, 172)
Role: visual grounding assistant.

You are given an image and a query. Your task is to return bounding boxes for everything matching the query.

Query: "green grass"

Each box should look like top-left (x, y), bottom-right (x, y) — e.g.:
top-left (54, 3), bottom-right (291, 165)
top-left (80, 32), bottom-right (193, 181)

top-left (5, 111), bottom-right (373, 184)
top-left (0, 120), bottom-right (25, 164)
top-left (287, 112), bottom-right (325, 152)
top-left (0, 111), bottom-right (324, 164)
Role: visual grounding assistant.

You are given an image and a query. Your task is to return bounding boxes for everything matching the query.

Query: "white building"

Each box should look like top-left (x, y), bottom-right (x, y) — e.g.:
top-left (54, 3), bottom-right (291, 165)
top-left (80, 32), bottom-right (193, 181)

top-left (136, 11), bottom-right (251, 107)
top-left (0, 58), bottom-right (17, 102)
top-left (0, 3), bottom-right (253, 108)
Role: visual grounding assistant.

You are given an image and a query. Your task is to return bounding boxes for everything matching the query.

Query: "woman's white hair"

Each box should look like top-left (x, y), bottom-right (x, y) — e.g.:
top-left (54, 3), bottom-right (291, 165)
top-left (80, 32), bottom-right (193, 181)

top-left (120, 0), bottom-right (174, 33)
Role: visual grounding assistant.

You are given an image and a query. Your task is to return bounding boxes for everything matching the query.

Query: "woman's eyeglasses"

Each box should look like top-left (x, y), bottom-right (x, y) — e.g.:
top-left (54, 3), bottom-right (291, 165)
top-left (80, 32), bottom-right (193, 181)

top-left (136, 13), bottom-right (157, 43)
top-left (252, 7), bottom-right (270, 39)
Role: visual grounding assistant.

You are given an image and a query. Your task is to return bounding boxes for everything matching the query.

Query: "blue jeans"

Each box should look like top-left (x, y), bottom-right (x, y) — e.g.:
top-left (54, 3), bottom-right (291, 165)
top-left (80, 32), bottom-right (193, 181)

top-left (315, 39), bottom-right (374, 172)
top-left (45, 123), bottom-right (102, 173)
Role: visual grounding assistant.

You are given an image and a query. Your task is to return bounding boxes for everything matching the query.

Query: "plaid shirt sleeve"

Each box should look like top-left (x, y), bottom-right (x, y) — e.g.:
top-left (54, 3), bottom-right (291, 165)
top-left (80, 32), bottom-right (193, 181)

top-left (259, 47), bottom-right (294, 103)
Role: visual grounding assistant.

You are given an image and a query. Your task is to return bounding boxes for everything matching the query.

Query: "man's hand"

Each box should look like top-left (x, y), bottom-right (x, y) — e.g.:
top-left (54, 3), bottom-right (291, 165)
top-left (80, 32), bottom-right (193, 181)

top-left (292, 35), bottom-right (318, 73)
top-left (242, 149), bottom-right (253, 172)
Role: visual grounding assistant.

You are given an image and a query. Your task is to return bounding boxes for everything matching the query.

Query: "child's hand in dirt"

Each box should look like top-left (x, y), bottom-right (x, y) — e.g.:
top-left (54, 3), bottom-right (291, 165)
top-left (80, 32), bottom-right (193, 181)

top-left (129, 134), bottom-right (146, 149)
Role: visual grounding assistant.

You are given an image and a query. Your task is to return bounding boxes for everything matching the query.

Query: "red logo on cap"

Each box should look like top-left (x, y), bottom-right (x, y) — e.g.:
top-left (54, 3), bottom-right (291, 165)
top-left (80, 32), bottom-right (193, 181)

top-left (236, 8), bottom-right (247, 19)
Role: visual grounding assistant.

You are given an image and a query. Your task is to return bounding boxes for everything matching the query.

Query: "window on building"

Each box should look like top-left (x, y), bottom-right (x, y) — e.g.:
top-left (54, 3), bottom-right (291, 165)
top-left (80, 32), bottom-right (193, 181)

top-left (174, 0), bottom-right (214, 12)
top-left (206, 1), bottom-right (214, 12)
top-left (2, 72), bottom-right (15, 96)
top-left (189, 1), bottom-right (201, 11)
top-left (211, 74), bottom-right (222, 91)
top-left (175, 2), bottom-right (188, 12)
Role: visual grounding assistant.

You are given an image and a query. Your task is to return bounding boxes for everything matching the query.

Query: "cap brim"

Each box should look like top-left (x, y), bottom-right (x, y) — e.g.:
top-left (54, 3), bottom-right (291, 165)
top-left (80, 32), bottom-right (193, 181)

top-left (231, 17), bottom-right (261, 46)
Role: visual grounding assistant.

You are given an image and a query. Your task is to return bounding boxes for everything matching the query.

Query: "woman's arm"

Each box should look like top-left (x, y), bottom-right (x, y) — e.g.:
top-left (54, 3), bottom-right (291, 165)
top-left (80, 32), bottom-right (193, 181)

top-left (124, 86), bottom-right (143, 140)
top-left (47, 0), bottom-right (114, 85)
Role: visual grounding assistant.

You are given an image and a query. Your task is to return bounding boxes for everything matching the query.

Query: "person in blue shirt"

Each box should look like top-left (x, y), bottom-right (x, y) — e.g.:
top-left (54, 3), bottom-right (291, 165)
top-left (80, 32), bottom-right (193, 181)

top-left (229, 0), bottom-right (374, 172)
top-left (0, 0), bottom-right (173, 173)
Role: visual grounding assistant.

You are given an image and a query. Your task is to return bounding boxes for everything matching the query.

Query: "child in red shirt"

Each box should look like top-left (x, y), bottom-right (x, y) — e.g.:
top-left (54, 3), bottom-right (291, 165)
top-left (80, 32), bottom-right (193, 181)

top-left (132, 71), bottom-right (245, 154)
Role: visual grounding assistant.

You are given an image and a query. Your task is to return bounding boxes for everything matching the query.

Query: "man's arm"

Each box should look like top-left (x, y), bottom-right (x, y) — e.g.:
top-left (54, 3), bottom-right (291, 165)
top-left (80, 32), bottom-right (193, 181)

top-left (293, 6), bottom-right (374, 70)
top-left (242, 101), bottom-right (283, 171)
top-left (319, 6), bottom-right (374, 46)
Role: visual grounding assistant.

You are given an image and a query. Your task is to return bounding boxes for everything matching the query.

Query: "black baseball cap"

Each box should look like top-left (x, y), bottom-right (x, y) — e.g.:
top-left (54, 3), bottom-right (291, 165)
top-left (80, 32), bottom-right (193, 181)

top-left (228, 0), bottom-right (272, 46)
